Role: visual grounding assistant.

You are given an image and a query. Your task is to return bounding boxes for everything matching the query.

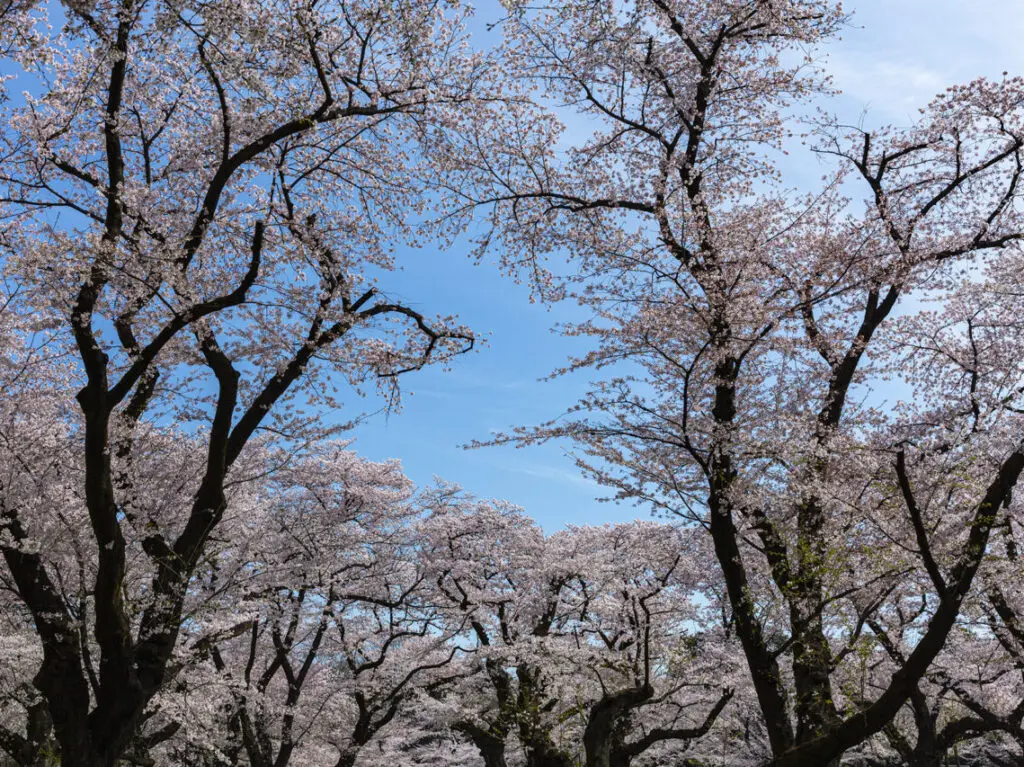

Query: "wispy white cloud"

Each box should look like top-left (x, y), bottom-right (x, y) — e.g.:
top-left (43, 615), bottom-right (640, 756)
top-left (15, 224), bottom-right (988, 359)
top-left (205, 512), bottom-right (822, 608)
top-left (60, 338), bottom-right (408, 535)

top-left (824, 0), bottom-right (1024, 123)
top-left (508, 461), bottom-right (599, 489)
top-left (826, 55), bottom-right (947, 119)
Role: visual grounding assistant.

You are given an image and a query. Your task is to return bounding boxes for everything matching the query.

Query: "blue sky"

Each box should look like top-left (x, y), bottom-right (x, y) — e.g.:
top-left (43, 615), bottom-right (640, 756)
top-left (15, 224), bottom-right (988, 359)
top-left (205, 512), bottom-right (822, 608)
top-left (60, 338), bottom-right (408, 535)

top-left (344, 0), bottom-right (1024, 531)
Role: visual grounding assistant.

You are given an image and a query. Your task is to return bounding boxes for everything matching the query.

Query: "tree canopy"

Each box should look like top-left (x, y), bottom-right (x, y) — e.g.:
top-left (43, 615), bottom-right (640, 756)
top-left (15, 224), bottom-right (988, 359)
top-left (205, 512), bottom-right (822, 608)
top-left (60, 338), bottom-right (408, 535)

top-left (2, 1), bottom-right (1024, 766)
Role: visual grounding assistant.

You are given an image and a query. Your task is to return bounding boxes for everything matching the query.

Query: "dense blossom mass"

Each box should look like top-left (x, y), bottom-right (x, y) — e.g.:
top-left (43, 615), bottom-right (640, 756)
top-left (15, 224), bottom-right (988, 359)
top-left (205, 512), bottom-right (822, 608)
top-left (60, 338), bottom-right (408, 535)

top-left (1, 0), bottom-right (1024, 765)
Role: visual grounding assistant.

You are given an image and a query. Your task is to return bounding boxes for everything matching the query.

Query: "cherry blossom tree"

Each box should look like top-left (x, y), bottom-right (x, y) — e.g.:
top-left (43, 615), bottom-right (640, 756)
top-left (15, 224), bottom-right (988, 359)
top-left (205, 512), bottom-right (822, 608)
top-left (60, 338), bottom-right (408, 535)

top-left (0, 301), bottom-right (84, 765)
top-left (562, 522), bottom-right (737, 767)
top-left (6, 1), bottom-right (1024, 766)
top-left (437, 1), bottom-right (1024, 765)
top-left (417, 490), bottom-right (738, 767)
top-left (865, 611), bottom-right (1024, 766)
top-left (0, 0), bottom-right (489, 762)
top-left (0, 593), bottom-right (49, 766)
top-left (416, 489), bottom-right (571, 767)
top-left (178, 447), bottom-right (466, 767)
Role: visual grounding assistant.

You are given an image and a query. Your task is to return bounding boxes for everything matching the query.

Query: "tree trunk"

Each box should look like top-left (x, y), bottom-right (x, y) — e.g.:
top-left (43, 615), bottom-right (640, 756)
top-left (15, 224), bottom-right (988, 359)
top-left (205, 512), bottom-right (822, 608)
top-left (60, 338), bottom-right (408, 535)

top-left (906, 697), bottom-right (940, 767)
top-left (708, 490), bottom-right (795, 756)
top-left (907, 751), bottom-right (942, 767)
top-left (459, 722), bottom-right (508, 767)
top-left (334, 749), bottom-right (358, 767)
top-left (480, 741), bottom-right (509, 767)
top-left (790, 593), bottom-right (841, 767)
top-left (524, 743), bottom-right (574, 767)
top-left (706, 358), bottom-right (796, 759)
top-left (583, 685), bottom-right (653, 767)
top-left (789, 494), bottom-right (842, 767)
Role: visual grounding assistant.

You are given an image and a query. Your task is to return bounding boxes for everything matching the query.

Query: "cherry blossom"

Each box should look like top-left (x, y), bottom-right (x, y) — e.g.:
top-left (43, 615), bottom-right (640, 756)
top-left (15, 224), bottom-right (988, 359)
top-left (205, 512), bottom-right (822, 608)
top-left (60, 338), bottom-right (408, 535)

top-left (443, 2), bottom-right (1024, 765)
top-left (0, 0), bottom-right (486, 762)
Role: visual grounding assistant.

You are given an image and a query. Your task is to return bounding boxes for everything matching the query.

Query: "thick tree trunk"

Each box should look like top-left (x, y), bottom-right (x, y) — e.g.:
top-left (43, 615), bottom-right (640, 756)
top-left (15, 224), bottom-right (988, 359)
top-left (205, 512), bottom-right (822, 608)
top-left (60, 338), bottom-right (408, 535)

top-left (480, 744), bottom-right (508, 767)
top-left (582, 685), bottom-right (653, 767)
top-left (460, 723), bottom-right (509, 767)
top-left (790, 610), bottom-right (840, 741)
top-left (524, 743), bottom-right (574, 767)
top-left (708, 489), bottom-right (794, 756)
top-left (790, 500), bottom-right (841, 767)
top-left (906, 690), bottom-right (940, 767)
top-left (907, 750), bottom-right (942, 767)
top-left (514, 665), bottom-right (573, 767)
top-left (59, 747), bottom-right (116, 767)
top-left (705, 353), bottom-right (796, 758)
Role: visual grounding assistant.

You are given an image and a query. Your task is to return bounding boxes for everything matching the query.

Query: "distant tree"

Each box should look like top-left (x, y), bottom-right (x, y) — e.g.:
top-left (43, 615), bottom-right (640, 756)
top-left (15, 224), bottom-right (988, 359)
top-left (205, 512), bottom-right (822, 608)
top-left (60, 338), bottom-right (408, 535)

top-left (418, 491), bottom-right (738, 767)
top-left (183, 447), bottom-right (464, 767)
